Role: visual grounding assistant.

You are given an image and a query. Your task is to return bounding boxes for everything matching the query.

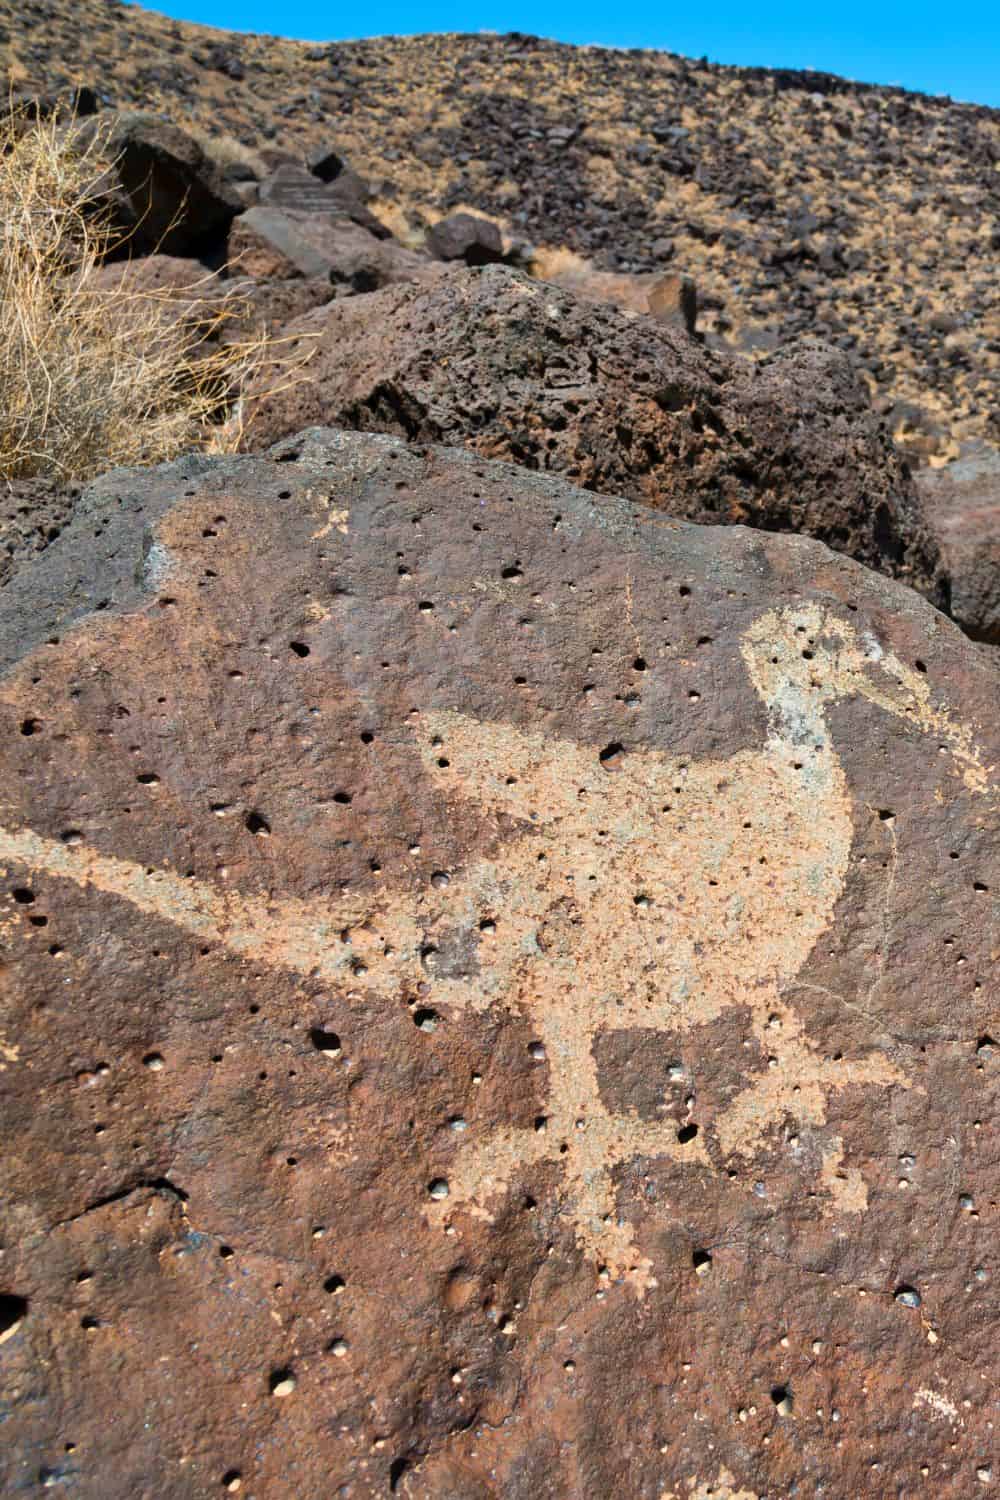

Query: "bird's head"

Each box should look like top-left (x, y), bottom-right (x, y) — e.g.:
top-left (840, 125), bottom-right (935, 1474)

top-left (740, 603), bottom-right (990, 795)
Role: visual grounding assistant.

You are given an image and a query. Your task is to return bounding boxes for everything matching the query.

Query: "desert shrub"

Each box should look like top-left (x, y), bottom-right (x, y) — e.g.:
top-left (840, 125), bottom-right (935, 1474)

top-left (0, 109), bottom-right (270, 482)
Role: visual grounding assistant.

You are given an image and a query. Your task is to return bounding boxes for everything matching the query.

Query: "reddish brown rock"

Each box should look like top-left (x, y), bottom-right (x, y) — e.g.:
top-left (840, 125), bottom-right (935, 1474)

top-left (0, 430), bottom-right (998, 1497)
top-left (228, 206), bottom-right (449, 294)
top-left (248, 266), bottom-right (945, 605)
top-left (917, 446), bottom-right (1000, 644)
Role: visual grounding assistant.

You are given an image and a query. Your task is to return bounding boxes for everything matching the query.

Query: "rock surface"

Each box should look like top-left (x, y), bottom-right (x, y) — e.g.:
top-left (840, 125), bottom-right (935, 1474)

top-left (0, 477), bottom-right (80, 589)
top-left (228, 205), bottom-right (447, 293)
top-left (917, 447), bottom-right (1000, 644)
top-left (249, 266), bottom-right (945, 603)
top-left (1, 430), bottom-right (998, 1498)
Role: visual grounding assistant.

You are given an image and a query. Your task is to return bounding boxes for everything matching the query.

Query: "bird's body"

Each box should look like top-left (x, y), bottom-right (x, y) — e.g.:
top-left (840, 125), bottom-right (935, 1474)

top-left (0, 603), bottom-right (987, 1285)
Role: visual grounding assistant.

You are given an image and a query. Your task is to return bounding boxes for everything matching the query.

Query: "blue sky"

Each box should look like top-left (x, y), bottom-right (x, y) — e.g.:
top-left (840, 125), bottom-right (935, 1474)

top-left (146, 0), bottom-right (999, 107)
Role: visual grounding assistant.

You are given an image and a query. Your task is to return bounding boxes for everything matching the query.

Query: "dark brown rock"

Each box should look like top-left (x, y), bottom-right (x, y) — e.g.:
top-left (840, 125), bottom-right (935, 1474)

top-left (79, 112), bottom-right (243, 257)
top-left (248, 266), bottom-right (945, 603)
top-left (917, 446), bottom-right (1000, 644)
top-left (426, 211), bottom-right (506, 266)
top-left (0, 429), bottom-right (998, 1498)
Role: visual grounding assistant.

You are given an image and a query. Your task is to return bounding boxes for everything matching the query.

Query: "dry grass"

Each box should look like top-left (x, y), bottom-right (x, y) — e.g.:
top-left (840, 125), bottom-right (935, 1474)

top-left (0, 108), bottom-right (276, 482)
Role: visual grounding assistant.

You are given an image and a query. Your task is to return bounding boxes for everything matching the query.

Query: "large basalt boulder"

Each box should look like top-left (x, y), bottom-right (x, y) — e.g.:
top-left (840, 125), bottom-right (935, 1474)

top-left (79, 112), bottom-right (244, 257)
top-left (0, 430), bottom-right (998, 1499)
top-left (257, 162), bottom-right (391, 242)
top-left (248, 266), bottom-right (945, 604)
top-left (426, 211), bottom-right (506, 266)
top-left (916, 446), bottom-right (1000, 645)
top-left (228, 205), bottom-right (448, 294)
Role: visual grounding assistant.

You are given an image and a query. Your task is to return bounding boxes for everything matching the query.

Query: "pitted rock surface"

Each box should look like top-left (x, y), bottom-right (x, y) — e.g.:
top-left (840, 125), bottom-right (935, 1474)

top-left (917, 447), bottom-right (1000, 646)
top-left (248, 267), bottom-right (945, 605)
top-left (1, 429), bottom-right (999, 1499)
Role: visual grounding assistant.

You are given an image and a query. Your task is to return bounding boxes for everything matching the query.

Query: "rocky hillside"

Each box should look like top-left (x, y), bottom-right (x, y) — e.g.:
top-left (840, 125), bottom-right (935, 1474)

top-left (3, 0), bottom-right (999, 465)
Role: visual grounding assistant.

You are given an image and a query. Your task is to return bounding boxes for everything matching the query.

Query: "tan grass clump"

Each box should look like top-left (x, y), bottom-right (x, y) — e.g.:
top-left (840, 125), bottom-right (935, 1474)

top-left (0, 109), bottom-right (272, 482)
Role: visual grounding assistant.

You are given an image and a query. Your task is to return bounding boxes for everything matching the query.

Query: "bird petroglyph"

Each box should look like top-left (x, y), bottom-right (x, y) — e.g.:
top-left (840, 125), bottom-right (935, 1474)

top-left (0, 605), bottom-right (990, 1288)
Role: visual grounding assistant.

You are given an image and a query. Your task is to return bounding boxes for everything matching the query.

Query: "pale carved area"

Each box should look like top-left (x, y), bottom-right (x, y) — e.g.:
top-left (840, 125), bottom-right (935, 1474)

top-left (0, 605), bottom-right (990, 1289)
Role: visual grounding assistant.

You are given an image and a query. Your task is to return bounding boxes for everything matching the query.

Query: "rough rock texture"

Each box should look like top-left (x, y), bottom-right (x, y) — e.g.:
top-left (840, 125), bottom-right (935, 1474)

top-left (917, 448), bottom-right (1000, 644)
top-left (0, 477), bottom-right (80, 589)
top-left (80, 112), bottom-right (243, 257)
top-left (250, 266), bottom-right (945, 603)
top-left (5, 2), bottom-right (998, 460)
top-left (1, 429), bottom-right (998, 1498)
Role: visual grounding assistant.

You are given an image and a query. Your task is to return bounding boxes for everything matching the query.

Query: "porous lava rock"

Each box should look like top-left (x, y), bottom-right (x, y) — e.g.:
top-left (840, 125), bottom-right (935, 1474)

top-left (917, 447), bottom-right (1000, 645)
top-left (0, 430), bottom-right (998, 1498)
top-left (0, 476), bottom-right (80, 588)
top-left (249, 266), bottom-right (945, 603)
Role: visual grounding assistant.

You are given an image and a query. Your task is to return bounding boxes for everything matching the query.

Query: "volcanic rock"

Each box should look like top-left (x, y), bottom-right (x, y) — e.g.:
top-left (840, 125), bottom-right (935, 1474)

top-left (426, 211), bottom-right (506, 266)
top-left (917, 446), bottom-right (1000, 644)
top-left (0, 429), bottom-right (997, 1498)
top-left (228, 206), bottom-right (447, 293)
top-left (79, 112), bottom-right (243, 257)
top-left (11, 4), bottom-right (1000, 461)
top-left (248, 265), bottom-right (944, 602)
top-left (257, 162), bottom-right (390, 241)
top-left (0, 476), bottom-right (81, 588)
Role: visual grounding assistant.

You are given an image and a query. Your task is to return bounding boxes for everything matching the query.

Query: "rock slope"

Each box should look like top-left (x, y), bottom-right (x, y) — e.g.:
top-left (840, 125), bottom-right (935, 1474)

top-left (4, 1), bottom-right (999, 462)
top-left (1, 430), bottom-right (998, 1498)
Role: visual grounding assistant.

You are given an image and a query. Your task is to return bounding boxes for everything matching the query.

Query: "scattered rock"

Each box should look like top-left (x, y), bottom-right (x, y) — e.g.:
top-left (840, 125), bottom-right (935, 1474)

top-left (917, 446), bottom-right (1000, 643)
top-left (425, 211), bottom-right (506, 266)
top-left (248, 266), bottom-right (945, 602)
top-left (0, 429), bottom-right (996, 1499)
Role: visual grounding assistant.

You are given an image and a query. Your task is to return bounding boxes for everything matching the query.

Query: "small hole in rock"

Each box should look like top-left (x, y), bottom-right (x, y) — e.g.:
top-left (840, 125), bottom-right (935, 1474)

top-left (771, 1384), bottom-right (793, 1415)
top-left (692, 1249), bottom-right (712, 1274)
top-left (12, 888), bottom-right (35, 904)
top-left (19, 717), bottom-right (42, 736)
top-left (269, 1368), bottom-right (296, 1397)
top-left (289, 641), bottom-right (310, 658)
top-left (0, 1293), bottom-right (27, 1342)
top-left (324, 1274), bottom-right (345, 1295)
top-left (677, 1123), bottom-right (699, 1144)
top-left (310, 1028), bottom-right (341, 1055)
top-left (245, 811), bottom-right (271, 836)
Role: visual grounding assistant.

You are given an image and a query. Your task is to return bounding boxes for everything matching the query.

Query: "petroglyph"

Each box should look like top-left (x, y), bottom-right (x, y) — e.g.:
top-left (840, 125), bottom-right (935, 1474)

top-left (0, 606), bottom-right (990, 1285)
